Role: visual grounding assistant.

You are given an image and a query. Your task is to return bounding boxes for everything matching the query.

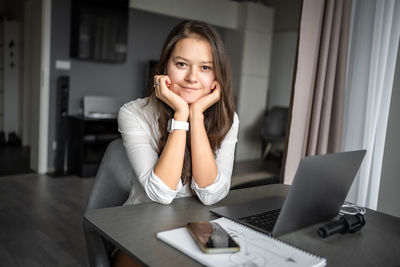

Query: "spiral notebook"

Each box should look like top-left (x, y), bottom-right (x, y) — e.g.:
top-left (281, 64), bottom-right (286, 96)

top-left (157, 217), bottom-right (326, 267)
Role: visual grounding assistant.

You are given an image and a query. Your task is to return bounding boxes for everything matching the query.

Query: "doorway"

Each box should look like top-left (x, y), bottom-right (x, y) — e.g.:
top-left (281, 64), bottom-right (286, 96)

top-left (0, 0), bottom-right (50, 176)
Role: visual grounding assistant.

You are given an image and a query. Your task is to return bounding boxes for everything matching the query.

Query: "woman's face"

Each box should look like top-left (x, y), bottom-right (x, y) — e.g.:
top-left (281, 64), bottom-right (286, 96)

top-left (166, 37), bottom-right (216, 104)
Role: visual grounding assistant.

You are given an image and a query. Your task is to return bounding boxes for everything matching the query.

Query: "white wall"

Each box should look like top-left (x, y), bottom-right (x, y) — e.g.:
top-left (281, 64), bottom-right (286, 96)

top-left (267, 31), bottom-right (297, 109)
top-left (130, 0), bottom-right (238, 30)
top-left (2, 20), bottom-right (21, 137)
top-left (378, 41), bottom-right (400, 218)
top-left (24, 0), bottom-right (43, 171)
top-left (234, 4), bottom-right (274, 161)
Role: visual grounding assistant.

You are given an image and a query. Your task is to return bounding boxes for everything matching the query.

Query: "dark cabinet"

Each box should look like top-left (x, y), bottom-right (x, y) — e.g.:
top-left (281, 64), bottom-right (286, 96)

top-left (70, 0), bottom-right (129, 63)
top-left (68, 115), bottom-right (120, 177)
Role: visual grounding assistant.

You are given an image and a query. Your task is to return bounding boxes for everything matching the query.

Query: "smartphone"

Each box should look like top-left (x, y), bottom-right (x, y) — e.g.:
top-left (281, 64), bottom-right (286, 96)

top-left (186, 221), bottom-right (240, 254)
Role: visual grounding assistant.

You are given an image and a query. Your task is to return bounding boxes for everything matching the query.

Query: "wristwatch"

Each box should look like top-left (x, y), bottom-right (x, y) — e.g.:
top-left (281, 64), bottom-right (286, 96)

top-left (167, 118), bottom-right (189, 132)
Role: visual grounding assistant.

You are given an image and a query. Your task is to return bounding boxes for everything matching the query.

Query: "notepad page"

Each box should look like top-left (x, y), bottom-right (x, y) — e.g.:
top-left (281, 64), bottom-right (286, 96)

top-left (157, 217), bottom-right (326, 267)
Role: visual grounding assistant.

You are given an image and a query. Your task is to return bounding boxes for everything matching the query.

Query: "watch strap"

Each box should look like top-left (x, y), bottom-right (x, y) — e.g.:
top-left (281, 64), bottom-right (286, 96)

top-left (168, 118), bottom-right (189, 132)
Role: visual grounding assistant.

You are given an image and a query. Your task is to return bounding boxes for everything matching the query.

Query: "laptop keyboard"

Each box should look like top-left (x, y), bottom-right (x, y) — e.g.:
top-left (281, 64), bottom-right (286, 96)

top-left (239, 209), bottom-right (281, 232)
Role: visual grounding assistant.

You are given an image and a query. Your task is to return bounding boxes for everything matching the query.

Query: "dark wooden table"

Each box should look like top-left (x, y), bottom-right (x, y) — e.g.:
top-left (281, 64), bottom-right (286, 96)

top-left (85, 184), bottom-right (400, 266)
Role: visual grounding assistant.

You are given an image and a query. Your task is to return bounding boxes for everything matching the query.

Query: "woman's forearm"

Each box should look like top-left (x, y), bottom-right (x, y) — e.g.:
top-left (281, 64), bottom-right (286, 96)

top-left (190, 111), bottom-right (218, 188)
top-left (154, 112), bottom-right (188, 190)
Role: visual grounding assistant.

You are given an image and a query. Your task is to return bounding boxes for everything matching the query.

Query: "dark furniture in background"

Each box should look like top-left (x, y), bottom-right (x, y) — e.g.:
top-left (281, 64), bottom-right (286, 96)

top-left (70, 0), bottom-right (129, 63)
top-left (85, 184), bottom-right (400, 266)
top-left (53, 76), bottom-right (70, 176)
top-left (84, 139), bottom-right (132, 267)
top-left (68, 115), bottom-right (120, 177)
top-left (260, 106), bottom-right (289, 164)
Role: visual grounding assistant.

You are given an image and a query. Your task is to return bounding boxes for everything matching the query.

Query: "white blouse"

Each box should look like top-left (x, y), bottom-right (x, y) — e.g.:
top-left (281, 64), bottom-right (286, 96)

top-left (118, 97), bottom-right (239, 206)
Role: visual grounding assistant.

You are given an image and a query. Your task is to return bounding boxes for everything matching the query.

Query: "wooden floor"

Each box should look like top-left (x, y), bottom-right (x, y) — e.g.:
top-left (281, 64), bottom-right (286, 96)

top-left (0, 174), bottom-right (94, 267)
top-left (0, 156), bottom-right (280, 266)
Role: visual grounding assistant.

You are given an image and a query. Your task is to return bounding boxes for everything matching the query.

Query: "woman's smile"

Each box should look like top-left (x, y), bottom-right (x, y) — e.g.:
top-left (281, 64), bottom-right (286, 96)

top-left (181, 86), bottom-right (200, 91)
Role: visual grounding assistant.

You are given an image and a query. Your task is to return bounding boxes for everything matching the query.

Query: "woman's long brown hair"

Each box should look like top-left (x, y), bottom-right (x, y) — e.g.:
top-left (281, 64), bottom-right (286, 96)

top-left (148, 20), bottom-right (235, 186)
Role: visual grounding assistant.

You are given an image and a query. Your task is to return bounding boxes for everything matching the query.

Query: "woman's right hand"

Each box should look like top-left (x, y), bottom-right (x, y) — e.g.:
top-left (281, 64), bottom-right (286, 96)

top-left (154, 75), bottom-right (189, 121)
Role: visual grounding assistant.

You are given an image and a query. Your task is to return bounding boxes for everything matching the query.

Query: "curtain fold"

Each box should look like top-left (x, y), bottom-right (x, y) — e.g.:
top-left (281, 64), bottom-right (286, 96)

top-left (283, 0), bottom-right (351, 184)
top-left (343, 0), bottom-right (400, 209)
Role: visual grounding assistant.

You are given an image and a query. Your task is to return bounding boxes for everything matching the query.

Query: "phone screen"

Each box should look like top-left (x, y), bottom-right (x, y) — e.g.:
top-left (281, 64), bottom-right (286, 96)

top-left (186, 222), bottom-right (240, 253)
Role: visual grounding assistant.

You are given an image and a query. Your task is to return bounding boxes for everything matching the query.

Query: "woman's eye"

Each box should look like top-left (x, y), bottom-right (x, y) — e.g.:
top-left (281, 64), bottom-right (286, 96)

top-left (202, 66), bottom-right (211, 71)
top-left (177, 62), bottom-right (186, 68)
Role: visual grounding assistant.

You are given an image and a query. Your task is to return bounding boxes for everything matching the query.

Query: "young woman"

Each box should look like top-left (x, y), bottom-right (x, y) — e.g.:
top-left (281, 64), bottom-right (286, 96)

top-left (118, 20), bottom-right (239, 208)
top-left (115, 19), bottom-right (239, 267)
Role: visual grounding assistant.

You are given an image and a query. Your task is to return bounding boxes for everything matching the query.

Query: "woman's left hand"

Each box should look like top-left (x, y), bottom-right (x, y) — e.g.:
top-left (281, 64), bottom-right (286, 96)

top-left (190, 81), bottom-right (221, 115)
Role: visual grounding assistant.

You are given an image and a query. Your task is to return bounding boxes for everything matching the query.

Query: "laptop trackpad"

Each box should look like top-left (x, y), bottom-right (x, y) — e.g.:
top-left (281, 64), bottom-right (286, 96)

top-left (210, 196), bottom-right (285, 219)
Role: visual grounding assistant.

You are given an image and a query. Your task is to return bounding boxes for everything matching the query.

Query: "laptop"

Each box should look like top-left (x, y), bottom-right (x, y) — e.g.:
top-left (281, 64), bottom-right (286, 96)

top-left (211, 150), bottom-right (366, 237)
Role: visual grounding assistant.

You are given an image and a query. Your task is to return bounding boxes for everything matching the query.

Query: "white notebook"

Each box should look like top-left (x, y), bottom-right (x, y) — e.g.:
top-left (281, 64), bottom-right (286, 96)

top-left (157, 217), bottom-right (326, 267)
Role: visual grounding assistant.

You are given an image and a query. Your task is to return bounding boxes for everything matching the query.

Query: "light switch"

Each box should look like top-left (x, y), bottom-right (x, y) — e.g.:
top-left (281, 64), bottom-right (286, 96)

top-left (55, 60), bottom-right (71, 70)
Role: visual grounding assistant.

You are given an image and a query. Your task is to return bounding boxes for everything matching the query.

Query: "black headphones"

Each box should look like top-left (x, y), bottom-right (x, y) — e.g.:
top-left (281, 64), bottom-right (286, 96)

top-left (318, 213), bottom-right (365, 238)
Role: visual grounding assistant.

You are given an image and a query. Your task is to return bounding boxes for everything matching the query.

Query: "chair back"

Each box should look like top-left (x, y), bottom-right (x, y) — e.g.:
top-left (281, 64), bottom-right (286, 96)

top-left (260, 107), bottom-right (288, 141)
top-left (86, 138), bottom-right (131, 211)
top-left (84, 138), bottom-right (132, 267)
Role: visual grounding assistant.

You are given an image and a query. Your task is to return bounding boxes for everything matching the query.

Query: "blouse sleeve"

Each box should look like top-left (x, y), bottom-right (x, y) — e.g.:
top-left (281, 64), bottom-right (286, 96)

top-left (118, 104), bottom-right (182, 204)
top-left (191, 113), bottom-right (239, 205)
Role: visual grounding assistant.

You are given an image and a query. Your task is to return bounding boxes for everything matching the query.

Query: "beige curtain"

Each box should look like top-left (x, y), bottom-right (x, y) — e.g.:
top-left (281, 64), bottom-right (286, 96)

top-left (282, 0), bottom-right (352, 184)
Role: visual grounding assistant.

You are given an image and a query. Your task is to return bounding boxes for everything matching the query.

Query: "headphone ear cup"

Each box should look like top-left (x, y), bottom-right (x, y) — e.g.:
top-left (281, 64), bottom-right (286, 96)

top-left (318, 213), bottom-right (365, 238)
top-left (343, 213), bottom-right (365, 233)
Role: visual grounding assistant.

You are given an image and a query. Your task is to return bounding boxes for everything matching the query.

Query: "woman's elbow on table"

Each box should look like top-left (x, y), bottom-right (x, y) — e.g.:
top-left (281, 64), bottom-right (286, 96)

top-left (197, 188), bottom-right (229, 206)
top-left (145, 190), bottom-right (175, 205)
top-left (153, 197), bottom-right (174, 205)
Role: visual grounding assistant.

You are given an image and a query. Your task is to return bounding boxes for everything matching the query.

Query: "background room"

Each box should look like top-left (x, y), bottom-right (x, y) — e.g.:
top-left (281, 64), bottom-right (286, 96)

top-left (1, 0), bottom-right (400, 266)
top-left (1, 0), bottom-right (302, 182)
top-left (0, 0), bottom-right (301, 265)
